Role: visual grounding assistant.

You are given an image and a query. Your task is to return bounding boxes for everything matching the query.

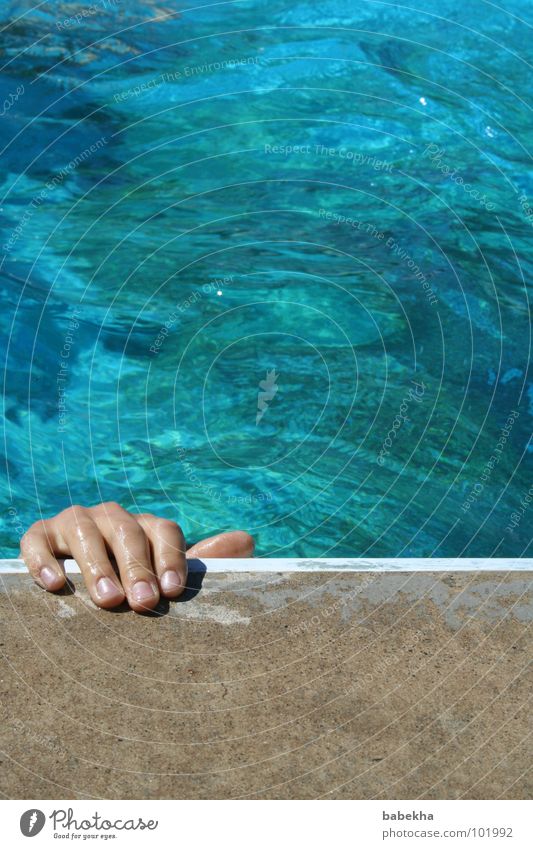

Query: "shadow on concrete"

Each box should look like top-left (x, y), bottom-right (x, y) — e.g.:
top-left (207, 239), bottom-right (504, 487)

top-left (176, 559), bottom-right (206, 602)
top-left (140, 560), bottom-right (207, 617)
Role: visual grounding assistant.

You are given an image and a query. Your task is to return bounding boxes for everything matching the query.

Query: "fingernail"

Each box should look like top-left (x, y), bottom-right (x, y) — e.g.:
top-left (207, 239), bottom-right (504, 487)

top-left (96, 576), bottom-right (124, 602)
top-left (40, 566), bottom-right (59, 589)
top-left (160, 570), bottom-right (183, 594)
top-left (132, 580), bottom-right (157, 604)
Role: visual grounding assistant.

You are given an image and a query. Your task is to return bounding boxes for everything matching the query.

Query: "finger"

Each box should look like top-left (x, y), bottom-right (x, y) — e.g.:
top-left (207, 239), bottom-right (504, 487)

top-left (136, 516), bottom-right (187, 599)
top-left (90, 504), bottom-right (159, 612)
top-left (20, 521), bottom-right (66, 592)
top-left (186, 530), bottom-right (255, 559)
top-left (55, 508), bottom-right (125, 609)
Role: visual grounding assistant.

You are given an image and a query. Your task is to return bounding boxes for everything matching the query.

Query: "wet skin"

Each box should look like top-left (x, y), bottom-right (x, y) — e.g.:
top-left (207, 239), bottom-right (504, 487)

top-left (20, 502), bottom-right (254, 613)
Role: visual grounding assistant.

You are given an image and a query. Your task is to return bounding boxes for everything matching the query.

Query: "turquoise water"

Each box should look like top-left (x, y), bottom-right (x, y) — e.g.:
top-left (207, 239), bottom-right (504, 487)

top-left (1, 0), bottom-right (532, 557)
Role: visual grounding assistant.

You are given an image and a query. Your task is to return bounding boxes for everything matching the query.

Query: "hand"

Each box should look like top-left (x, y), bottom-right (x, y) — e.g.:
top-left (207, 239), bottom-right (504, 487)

top-left (21, 502), bottom-right (254, 613)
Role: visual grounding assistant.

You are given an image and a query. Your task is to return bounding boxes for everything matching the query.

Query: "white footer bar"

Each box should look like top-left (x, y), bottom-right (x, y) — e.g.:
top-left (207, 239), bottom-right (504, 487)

top-left (2, 799), bottom-right (531, 848)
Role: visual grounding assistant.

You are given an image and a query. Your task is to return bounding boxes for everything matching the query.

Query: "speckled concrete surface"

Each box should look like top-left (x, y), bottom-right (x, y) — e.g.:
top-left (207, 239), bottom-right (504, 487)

top-left (0, 571), bottom-right (531, 799)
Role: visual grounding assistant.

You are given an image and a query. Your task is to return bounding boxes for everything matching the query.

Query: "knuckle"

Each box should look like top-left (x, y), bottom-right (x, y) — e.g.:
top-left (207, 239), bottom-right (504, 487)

top-left (92, 501), bottom-right (124, 515)
top-left (114, 520), bottom-right (144, 540)
top-left (67, 513), bottom-right (94, 532)
top-left (60, 504), bottom-right (86, 521)
top-left (155, 518), bottom-right (182, 535)
top-left (84, 558), bottom-right (111, 572)
top-left (20, 521), bottom-right (46, 548)
top-left (101, 501), bottom-right (123, 512)
top-left (120, 547), bottom-right (146, 566)
top-left (124, 563), bottom-right (153, 582)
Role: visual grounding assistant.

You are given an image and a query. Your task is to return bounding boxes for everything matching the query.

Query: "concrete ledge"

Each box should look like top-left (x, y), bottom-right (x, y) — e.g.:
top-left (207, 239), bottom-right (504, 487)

top-left (1, 557), bottom-right (533, 573)
top-left (0, 570), bottom-right (531, 799)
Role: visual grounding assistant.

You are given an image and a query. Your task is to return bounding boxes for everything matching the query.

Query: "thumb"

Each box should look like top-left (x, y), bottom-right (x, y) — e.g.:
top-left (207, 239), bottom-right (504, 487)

top-left (186, 530), bottom-right (255, 559)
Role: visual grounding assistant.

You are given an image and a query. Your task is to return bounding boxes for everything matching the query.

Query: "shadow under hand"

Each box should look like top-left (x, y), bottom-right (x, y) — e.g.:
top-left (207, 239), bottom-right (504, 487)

top-left (55, 559), bottom-right (208, 616)
top-left (174, 559), bottom-right (206, 603)
top-left (144, 559), bottom-right (206, 616)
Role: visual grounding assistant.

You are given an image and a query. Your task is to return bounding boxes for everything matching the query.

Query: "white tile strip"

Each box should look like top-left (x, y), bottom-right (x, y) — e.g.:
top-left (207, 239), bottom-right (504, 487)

top-left (0, 558), bottom-right (532, 574)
